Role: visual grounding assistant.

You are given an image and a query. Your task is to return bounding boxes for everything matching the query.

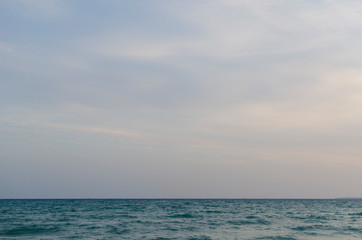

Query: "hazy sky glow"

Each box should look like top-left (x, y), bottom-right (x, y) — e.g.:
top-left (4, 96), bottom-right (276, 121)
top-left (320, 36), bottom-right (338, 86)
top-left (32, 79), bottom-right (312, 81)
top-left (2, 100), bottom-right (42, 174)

top-left (1, 0), bottom-right (362, 198)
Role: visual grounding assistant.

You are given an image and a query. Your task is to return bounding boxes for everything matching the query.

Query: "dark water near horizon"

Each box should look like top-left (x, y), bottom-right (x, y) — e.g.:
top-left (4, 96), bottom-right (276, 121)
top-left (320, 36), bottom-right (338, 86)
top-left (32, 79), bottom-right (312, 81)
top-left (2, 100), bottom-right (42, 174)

top-left (1, 199), bottom-right (362, 239)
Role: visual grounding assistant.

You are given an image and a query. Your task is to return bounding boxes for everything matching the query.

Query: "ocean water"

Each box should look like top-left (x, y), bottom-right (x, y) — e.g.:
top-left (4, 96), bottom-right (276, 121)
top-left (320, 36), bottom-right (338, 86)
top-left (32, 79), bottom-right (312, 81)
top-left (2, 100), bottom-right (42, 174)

top-left (1, 199), bottom-right (362, 239)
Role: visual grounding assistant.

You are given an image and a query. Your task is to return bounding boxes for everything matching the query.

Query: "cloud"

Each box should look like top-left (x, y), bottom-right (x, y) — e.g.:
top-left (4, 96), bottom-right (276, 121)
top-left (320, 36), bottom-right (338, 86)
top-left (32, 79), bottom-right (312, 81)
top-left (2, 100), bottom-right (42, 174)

top-left (2, 0), bottom-right (66, 19)
top-left (84, 0), bottom-right (362, 64)
top-left (42, 122), bottom-right (147, 139)
top-left (0, 42), bottom-right (13, 53)
top-left (3, 0), bottom-right (362, 197)
top-left (89, 35), bottom-right (179, 61)
top-left (197, 66), bottom-right (362, 132)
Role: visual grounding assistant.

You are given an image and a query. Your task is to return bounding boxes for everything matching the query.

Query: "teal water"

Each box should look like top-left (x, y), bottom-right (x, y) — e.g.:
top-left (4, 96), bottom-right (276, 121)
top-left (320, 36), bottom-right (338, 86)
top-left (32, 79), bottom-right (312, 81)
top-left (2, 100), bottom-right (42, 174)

top-left (1, 199), bottom-right (362, 239)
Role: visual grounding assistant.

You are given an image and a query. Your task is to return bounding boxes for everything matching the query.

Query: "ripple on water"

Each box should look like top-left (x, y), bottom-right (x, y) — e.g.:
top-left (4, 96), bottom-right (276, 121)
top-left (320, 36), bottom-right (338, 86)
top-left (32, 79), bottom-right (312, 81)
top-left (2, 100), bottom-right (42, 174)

top-left (151, 237), bottom-right (177, 240)
top-left (168, 213), bottom-right (197, 219)
top-left (252, 235), bottom-right (298, 240)
top-left (205, 210), bottom-right (223, 214)
top-left (116, 213), bottom-right (138, 219)
top-left (227, 218), bottom-right (270, 226)
top-left (187, 235), bottom-right (212, 240)
top-left (1, 199), bottom-right (362, 239)
top-left (162, 225), bottom-right (179, 231)
top-left (348, 212), bottom-right (362, 216)
top-left (0, 225), bottom-right (61, 236)
top-left (106, 225), bottom-right (131, 235)
top-left (290, 224), bottom-right (337, 232)
top-left (342, 226), bottom-right (362, 233)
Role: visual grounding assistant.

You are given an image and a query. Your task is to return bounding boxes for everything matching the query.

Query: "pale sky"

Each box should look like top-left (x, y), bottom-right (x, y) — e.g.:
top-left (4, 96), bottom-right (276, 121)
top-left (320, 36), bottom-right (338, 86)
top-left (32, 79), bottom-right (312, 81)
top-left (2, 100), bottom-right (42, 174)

top-left (1, 0), bottom-right (362, 198)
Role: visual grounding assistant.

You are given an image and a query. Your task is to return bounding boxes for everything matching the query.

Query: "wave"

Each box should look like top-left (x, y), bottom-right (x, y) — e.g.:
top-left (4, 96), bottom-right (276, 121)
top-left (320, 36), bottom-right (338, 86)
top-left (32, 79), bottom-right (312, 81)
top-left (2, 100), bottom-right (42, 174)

top-left (168, 213), bottom-right (197, 219)
top-left (348, 212), bottom-right (362, 216)
top-left (291, 224), bottom-right (337, 231)
top-left (253, 236), bottom-right (298, 240)
top-left (0, 225), bottom-right (61, 236)
top-left (2, 199), bottom-right (362, 239)
top-left (227, 218), bottom-right (270, 226)
top-left (151, 237), bottom-right (177, 240)
top-left (187, 235), bottom-right (212, 240)
top-left (106, 225), bottom-right (131, 235)
top-left (342, 226), bottom-right (362, 233)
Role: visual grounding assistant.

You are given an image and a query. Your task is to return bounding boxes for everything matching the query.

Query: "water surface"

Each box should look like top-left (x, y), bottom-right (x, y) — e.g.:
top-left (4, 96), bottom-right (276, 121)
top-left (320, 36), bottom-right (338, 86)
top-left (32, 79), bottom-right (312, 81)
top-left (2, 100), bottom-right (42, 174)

top-left (1, 199), bottom-right (362, 239)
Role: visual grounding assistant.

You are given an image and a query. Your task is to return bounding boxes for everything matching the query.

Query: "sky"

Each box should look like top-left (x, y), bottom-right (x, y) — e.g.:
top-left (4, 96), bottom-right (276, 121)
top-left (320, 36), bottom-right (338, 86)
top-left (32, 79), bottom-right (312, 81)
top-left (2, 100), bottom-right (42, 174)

top-left (1, 0), bottom-right (362, 199)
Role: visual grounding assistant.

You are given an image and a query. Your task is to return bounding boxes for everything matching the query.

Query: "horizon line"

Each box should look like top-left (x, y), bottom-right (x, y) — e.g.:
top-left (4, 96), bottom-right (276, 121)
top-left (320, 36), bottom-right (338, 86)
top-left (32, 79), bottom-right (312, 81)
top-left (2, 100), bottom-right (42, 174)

top-left (1, 197), bottom-right (361, 200)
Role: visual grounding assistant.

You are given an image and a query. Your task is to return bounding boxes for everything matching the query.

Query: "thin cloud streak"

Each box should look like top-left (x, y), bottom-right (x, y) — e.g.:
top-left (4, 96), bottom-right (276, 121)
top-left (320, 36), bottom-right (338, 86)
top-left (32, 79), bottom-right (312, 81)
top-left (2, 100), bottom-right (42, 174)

top-left (3, 0), bottom-right (67, 18)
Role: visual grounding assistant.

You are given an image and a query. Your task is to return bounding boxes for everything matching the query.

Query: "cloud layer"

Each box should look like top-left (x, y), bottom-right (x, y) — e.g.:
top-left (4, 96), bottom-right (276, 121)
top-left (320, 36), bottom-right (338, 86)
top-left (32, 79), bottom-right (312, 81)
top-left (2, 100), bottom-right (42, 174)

top-left (1, 0), bottom-right (362, 198)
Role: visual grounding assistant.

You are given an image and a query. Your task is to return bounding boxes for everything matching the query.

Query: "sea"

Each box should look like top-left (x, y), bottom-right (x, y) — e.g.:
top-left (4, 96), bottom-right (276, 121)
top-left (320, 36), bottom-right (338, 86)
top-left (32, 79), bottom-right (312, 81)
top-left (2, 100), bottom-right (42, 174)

top-left (1, 199), bottom-right (362, 239)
